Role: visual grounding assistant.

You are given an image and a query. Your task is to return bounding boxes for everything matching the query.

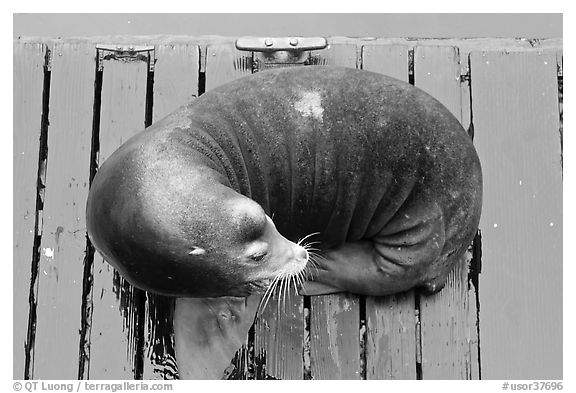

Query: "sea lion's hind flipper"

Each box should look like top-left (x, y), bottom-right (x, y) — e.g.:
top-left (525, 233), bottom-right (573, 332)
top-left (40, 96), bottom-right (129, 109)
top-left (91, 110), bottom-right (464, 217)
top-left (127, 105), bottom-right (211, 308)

top-left (305, 206), bottom-right (448, 296)
top-left (174, 295), bottom-right (261, 379)
top-left (371, 209), bottom-right (447, 294)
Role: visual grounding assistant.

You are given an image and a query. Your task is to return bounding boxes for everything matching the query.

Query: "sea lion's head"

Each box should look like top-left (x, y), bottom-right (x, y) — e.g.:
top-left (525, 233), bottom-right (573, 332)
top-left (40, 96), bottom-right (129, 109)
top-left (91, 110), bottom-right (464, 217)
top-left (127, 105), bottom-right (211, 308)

top-left (86, 141), bottom-right (309, 298)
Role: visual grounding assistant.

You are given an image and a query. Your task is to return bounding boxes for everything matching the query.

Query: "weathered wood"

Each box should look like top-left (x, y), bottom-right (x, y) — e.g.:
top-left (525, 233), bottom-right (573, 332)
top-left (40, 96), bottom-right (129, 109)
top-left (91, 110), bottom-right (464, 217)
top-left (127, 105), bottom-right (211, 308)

top-left (467, 253), bottom-right (481, 381)
top-left (413, 45), bottom-right (479, 379)
top-left (368, 37), bottom-right (562, 53)
top-left (310, 41), bottom-right (358, 68)
top-left (419, 256), bottom-right (477, 379)
top-left (458, 49), bottom-right (481, 380)
top-left (556, 50), bottom-right (563, 165)
top-left (364, 292), bottom-right (417, 379)
top-left (254, 287), bottom-right (305, 380)
top-left (414, 46), bottom-right (462, 118)
top-left (89, 58), bottom-right (148, 379)
top-left (471, 51), bottom-right (562, 379)
top-left (361, 44), bottom-right (417, 380)
top-left (205, 42), bottom-right (252, 91)
top-left (142, 43), bottom-right (199, 380)
top-left (152, 43), bottom-right (199, 122)
top-left (15, 36), bottom-right (562, 54)
top-left (13, 42), bottom-right (46, 379)
top-left (309, 294), bottom-right (361, 379)
top-left (361, 44), bottom-right (409, 79)
top-left (307, 42), bottom-right (362, 380)
top-left (32, 42), bottom-right (95, 379)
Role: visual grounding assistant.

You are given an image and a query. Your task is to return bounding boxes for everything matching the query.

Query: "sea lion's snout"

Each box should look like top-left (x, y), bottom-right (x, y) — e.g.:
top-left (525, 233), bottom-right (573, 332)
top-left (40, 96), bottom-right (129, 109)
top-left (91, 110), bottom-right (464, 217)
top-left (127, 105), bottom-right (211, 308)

top-left (295, 246), bottom-right (309, 264)
top-left (280, 244), bottom-right (309, 276)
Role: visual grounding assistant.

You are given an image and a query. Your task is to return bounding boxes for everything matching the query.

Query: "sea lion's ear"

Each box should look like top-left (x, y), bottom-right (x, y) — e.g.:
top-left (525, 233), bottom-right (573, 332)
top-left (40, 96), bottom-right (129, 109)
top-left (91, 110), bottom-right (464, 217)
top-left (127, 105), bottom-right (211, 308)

top-left (189, 246), bottom-right (206, 256)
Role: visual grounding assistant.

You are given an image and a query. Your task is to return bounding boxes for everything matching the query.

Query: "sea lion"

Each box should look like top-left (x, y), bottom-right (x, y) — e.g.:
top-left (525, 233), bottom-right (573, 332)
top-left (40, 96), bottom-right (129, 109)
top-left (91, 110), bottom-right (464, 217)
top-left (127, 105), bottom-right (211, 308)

top-left (85, 66), bottom-right (482, 379)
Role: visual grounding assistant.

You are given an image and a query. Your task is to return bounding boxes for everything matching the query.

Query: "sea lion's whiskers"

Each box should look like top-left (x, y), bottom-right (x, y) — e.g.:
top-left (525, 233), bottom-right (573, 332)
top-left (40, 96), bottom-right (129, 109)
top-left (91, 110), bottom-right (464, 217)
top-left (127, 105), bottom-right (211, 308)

top-left (308, 250), bottom-right (328, 261)
top-left (308, 253), bottom-right (329, 268)
top-left (295, 272), bottom-right (306, 292)
top-left (258, 282), bottom-right (274, 314)
top-left (283, 274), bottom-right (289, 311)
top-left (302, 240), bottom-right (321, 248)
top-left (291, 275), bottom-right (300, 294)
top-left (278, 273), bottom-right (290, 314)
top-left (259, 274), bottom-right (282, 314)
top-left (302, 244), bottom-right (321, 251)
top-left (306, 253), bottom-right (324, 271)
top-left (278, 275), bottom-right (284, 312)
top-left (284, 272), bottom-right (291, 310)
top-left (277, 273), bottom-right (286, 313)
top-left (294, 270), bottom-right (304, 287)
top-left (297, 232), bottom-right (321, 247)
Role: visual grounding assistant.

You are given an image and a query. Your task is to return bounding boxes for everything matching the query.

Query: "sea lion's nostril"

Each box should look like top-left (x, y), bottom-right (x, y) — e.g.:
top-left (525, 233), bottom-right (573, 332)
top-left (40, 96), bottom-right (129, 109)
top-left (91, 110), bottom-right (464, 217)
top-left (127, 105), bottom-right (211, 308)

top-left (296, 247), bottom-right (308, 262)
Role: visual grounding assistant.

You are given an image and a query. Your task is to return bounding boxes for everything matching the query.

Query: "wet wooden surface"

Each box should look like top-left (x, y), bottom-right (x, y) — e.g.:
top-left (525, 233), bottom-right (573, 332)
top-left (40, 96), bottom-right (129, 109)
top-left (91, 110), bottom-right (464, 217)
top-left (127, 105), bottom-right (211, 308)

top-left (472, 50), bottom-right (562, 379)
top-left (13, 36), bottom-right (562, 380)
top-left (33, 42), bottom-right (95, 379)
top-left (13, 42), bottom-right (46, 380)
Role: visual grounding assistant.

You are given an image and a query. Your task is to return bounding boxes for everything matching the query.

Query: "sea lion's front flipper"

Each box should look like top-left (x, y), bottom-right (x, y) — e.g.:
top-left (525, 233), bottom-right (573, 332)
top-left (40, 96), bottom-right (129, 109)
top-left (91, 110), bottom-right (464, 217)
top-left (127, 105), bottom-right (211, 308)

top-left (298, 280), bottom-right (343, 296)
top-left (174, 294), bottom-right (261, 379)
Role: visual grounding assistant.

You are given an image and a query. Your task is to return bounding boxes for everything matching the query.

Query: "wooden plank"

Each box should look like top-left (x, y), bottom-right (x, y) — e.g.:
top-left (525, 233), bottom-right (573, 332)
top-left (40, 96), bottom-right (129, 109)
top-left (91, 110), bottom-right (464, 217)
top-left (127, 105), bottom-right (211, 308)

top-left (556, 50), bottom-right (563, 165)
top-left (414, 46), bottom-right (461, 118)
top-left (32, 42), bottom-right (95, 379)
top-left (309, 293), bottom-right (361, 379)
top-left (460, 49), bottom-right (481, 381)
top-left (13, 41), bottom-right (46, 379)
top-left (361, 44), bottom-right (409, 80)
top-left (361, 44), bottom-right (417, 380)
top-left (471, 51), bottom-right (562, 379)
top-left (413, 45), bottom-right (479, 379)
top-left (89, 58), bottom-right (148, 379)
top-left (205, 42), bottom-right (252, 91)
top-left (454, 47), bottom-right (481, 380)
top-left (307, 42), bottom-right (361, 380)
top-left (143, 43), bottom-right (199, 380)
top-left (152, 43), bottom-right (199, 122)
top-left (254, 288), bottom-right (305, 380)
top-left (419, 257), bottom-right (476, 379)
top-left (363, 292), bottom-right (417, 379)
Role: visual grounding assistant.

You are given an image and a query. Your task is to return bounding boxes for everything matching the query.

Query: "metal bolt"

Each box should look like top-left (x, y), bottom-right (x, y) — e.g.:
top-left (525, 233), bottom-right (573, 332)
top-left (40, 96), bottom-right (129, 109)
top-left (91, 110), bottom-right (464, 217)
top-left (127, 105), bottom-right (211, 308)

top-left (264, 38), bottom-right (273, 47)
top-left (289, 38), bottom-right (299, 46)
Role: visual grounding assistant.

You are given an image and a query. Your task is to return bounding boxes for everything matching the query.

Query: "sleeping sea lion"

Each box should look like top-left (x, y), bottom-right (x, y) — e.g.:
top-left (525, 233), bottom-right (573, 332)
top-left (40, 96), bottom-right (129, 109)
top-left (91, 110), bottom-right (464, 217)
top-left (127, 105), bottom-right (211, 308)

top-left (85, 66), bottom-right (482, 379)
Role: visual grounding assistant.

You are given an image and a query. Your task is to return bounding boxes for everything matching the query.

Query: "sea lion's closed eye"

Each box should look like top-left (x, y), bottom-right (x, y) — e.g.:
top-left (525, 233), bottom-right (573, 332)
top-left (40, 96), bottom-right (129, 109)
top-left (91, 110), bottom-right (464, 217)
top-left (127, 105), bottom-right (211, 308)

top-left (250, 253), bottom-right (267, 262)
